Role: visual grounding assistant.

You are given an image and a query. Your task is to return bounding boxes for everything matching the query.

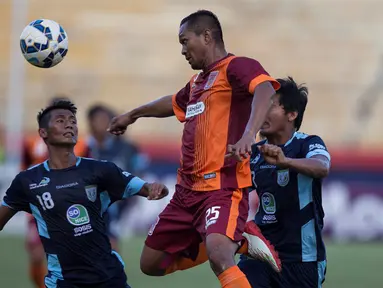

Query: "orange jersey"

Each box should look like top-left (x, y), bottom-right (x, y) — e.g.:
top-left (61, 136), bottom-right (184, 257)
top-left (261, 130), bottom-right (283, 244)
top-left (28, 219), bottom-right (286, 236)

top-left (22, 135), bottom-right (89, 170)
top-left (172, 54), bottom-right (280, 191)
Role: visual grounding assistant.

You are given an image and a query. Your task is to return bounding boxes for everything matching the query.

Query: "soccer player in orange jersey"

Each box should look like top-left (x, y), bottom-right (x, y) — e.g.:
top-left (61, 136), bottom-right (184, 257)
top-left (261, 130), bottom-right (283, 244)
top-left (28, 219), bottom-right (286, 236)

top-left (109, 10), bottom-right (281, 288)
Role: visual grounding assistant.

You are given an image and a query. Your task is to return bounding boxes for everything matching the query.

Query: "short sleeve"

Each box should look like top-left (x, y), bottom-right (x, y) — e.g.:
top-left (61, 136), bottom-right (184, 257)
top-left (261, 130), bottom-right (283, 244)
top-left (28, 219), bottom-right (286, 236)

top-left (172, 81), bottom-right (191, 122)
top-left (301, 136), bottom-right (331, 162)
top-left (2, 174), bottom-right (30, 213)
top-left (227, 57), bottom-right (280, 95)
top-left (250, 143), bottom-right (264, 190)
top-left (100, 162), bottom-right (146, 202)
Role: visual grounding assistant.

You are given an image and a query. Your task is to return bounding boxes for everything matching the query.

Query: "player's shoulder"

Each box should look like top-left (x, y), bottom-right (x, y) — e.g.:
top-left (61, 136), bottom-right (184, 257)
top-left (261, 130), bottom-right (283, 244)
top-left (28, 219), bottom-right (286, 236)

top-left (227, 55), bottom-right (261, 68)
top-left (79, 157), bottom-right (112, 167)
top-left (15, 162), bottom-right (45, 183)
top-left (79, 157), bottom-right (122, 172)
top-left (292, 132), bottom-right (326, 145)
top-left (226, 55), bottom-right (264, 79)
top-left (23, 161), bottom-right (45, 174)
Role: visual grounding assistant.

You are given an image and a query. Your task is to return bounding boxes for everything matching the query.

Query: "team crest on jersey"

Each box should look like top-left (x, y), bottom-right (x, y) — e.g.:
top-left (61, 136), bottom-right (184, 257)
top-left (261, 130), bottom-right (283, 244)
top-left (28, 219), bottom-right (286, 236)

top-left (277, 169), bottom-right (290, 187)
top-left (85, 185), bottom-right (97, 202)
top-left (204, 71), bottom-right (219, 90)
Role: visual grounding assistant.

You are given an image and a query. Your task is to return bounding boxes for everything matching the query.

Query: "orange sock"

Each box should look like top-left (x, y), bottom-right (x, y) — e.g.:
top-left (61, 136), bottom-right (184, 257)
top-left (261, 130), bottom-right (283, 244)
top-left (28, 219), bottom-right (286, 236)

top-left (165, 243), bottom-right (209, 275)
top-left (218, 266), bottom-right (251, 288)
top-left (30, 263), bottom-right (46, 288)
top-left (237, 239), bottom-right (248, 255)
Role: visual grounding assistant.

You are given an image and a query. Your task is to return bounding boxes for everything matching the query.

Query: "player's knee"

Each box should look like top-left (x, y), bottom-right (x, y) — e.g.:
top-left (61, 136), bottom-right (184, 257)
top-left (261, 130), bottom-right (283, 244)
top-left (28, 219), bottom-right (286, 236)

top-left (206, 233), bottom-right (237, 276)
top-left (140, 245), bottom-right (167, 276)
top-left (140, 261), bottom-right (161, 276)
top-left (140, 257), bottom-right (164, 276)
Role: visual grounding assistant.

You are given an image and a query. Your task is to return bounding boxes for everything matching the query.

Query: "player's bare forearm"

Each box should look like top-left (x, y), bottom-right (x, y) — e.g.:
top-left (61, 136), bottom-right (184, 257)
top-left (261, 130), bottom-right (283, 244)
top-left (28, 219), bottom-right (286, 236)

top-left (284, 156), bottom-right (330, 179)
top-left (130, 95), bottom-right (175, 120)
top-left (0, 205), bottom-right (17, 231)
top-left (243, 82), bottom-right (275, 137)
top-left (108, 96), bottom-right (175, 135)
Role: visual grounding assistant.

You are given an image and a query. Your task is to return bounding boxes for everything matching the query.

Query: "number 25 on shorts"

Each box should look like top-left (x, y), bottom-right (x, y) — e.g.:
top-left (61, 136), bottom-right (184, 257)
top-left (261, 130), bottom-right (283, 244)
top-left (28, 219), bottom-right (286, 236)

top-left (205, 206), bottom-right (221, 229)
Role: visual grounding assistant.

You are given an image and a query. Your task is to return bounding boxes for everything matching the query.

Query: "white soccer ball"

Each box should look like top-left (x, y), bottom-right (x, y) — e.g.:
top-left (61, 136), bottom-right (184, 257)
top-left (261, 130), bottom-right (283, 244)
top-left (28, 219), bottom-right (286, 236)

top-left (20, 19), bottom-right (68, 68)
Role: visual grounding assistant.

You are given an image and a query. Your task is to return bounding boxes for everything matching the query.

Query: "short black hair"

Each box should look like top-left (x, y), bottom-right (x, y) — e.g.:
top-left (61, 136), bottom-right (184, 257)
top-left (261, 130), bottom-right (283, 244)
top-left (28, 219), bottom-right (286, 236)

top-left (277, 77), bottom-right (308, 131)
top-left (180, 10), bottom-right (224, 44)
top-left (49, 95), bottom-right (70, 105)
top-left (37, 100), bottom-right (77, 128)
top-left (87, 104), bottom-right (115, 121)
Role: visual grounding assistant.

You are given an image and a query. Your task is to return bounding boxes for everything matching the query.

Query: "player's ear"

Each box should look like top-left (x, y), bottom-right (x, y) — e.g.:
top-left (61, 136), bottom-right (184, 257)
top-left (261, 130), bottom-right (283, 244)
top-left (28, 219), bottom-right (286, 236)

top-left (38, 128), bottom-right (48, 140)
top-left (204, 29), bottom-right (213, 44)
top-left (287, 111), bottom-right (298, 123)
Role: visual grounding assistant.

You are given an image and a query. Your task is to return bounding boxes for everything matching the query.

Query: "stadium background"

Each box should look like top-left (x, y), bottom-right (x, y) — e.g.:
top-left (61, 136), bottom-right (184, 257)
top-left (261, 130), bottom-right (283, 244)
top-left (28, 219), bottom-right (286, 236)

top-left (0, 0), bottom-right (383, 287)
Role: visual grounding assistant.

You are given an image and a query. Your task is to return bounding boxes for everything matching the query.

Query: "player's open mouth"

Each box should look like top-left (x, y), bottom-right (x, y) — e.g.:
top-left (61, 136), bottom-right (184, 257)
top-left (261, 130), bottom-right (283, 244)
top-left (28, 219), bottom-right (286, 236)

top-left (64, 132), bottom-right (74, 137)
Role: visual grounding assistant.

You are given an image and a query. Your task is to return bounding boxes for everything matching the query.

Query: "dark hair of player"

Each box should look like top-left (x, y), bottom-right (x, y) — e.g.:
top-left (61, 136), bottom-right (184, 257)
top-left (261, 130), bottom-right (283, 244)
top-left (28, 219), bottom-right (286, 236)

top-left (180, 10), bottom-right (224, 45)
top-left (277, 77), bottom-right (308, 131)
top-left (37, 100), bottom-right (77, 128)
top-left (49, 95), bottom-right (71, 105)
top-left (87, 104), bottom-right (115, 121)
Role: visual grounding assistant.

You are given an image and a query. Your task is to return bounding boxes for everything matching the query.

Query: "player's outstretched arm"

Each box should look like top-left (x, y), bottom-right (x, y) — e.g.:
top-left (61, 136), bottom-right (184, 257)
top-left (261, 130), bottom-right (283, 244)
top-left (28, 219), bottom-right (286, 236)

top-left (0, 204), bottom-right (17, 231)
top-left (108, 95), bottom-right (174, 135)
top-left (138, 182), bottom-right (169, 200)
top-left (0, 174), bottom-right (29, 231)
top-left (258, 144), bottom-right (330, 179)
top-left (281, 155), bottom-right (330, 179)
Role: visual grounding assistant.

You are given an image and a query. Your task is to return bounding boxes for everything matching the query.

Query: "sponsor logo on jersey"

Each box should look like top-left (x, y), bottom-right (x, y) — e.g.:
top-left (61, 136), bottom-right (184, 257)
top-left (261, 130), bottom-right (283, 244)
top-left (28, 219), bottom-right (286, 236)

top-left (262, 214), bottom-right (277, 223)
top-left (261, 192), bottom-right (278, 224)
top-left (260, 164), bottom-right (276, 169)
top-left (56, 182), bottom-right (79, 189)
top-left (66, 204), bottom-right (93, 236)
top-left (261, 192), bottom-right (276, 214)
top-left (122, 171), bottom-right (131, 177)
top-left (204, 172), bottom-right (216, 180)
top-left (277, 169), bottom-right (290, 187)
top-left (185, 102), bottom-right (205, 118)
top-left (85, 185), bottom-right (97, 202)
top-left (251, 154), bottom-right (260, 164)
top-left (29, 177), bottom-right (50, 190)
top-left (66, 204), bottom-right (90, 226)
top-left (309, 143), bottom-right (326, 151)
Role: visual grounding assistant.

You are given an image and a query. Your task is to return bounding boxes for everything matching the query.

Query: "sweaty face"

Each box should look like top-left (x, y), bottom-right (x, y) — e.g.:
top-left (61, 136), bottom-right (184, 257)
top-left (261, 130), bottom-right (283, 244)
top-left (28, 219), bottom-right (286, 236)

top-left (41, 109), bottom-right (78, 146)
top-left (179, 23), bottom-right (207, 70)
top-left (89, 111), bottom-right (110, 139)
top-left (259, 94), bottom-right (290, 137)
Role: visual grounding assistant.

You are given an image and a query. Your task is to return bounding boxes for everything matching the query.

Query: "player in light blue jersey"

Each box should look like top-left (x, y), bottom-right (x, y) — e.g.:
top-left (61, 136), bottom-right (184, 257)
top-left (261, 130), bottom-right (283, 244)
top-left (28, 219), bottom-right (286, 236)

top-left (238, 77), bottom-right (330, 287)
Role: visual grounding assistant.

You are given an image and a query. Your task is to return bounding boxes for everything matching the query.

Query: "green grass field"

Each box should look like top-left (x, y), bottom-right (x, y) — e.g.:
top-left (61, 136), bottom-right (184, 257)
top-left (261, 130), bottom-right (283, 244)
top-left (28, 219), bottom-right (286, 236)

top-left (0, 235), bottom-right (381, 287)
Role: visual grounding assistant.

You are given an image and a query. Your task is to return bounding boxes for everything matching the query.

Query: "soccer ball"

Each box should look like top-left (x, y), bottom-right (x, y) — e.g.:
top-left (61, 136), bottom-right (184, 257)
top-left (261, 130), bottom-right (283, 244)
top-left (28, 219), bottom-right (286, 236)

top-left (20, 19), bottom-right (68, 68)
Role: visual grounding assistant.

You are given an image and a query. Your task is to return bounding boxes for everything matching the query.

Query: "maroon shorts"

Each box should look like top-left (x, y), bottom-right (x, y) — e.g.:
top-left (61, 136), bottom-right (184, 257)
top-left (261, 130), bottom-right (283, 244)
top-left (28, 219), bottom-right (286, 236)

top-left (145, 184), bottom-right (249, 256)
